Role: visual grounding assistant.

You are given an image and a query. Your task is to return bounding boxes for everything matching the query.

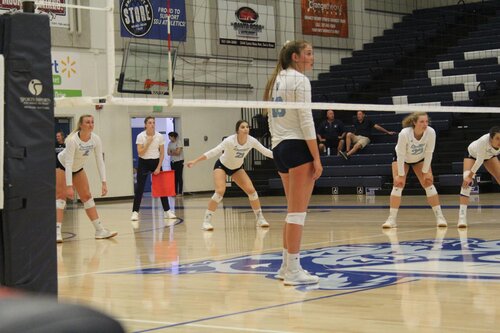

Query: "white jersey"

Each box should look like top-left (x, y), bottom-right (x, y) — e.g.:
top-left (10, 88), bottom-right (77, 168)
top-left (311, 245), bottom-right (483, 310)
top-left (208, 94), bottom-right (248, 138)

top-left (468, 134), bottom-right (500, 173)
top-left (136, 131), bottom-right (165, 159)
top-left (268, 68), bottom-right (316, 148)
top-left (58, 132), bottom-right (106, 186)
top-left (395, 126), bottom-right (436, 176)
top-left (168, 140), bottom-right (184, 162)
top-left (204, 134), bottom-right (273, 170)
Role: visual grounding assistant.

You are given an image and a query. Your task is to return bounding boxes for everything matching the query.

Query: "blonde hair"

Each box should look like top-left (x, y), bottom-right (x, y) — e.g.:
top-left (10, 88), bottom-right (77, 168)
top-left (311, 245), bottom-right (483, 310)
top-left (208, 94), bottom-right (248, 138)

top-left (263, 40), bottom-right (311, 102)
top-left (402, 112), bottom-right (428, 128)
top-left (67, 114), bottom-right (93, 141)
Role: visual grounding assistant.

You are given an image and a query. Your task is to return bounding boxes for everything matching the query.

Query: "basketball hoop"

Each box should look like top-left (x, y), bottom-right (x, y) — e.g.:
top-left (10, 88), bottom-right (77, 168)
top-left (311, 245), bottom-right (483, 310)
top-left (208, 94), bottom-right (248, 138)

top-left (144, 79), bottom-right (168, 95)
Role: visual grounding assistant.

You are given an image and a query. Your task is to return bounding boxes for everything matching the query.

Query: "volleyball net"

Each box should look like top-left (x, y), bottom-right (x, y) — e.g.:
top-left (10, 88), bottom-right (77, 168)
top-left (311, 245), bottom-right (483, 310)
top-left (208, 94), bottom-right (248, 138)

top-left (28, 0), bottom-right (500, 114)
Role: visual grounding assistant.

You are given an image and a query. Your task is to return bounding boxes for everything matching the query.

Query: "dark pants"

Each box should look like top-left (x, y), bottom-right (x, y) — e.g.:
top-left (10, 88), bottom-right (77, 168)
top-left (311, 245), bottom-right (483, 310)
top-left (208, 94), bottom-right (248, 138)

top-left (171, 160), bottom-right (184, 195)
top-left (133, 158), bottom-right (170, 212)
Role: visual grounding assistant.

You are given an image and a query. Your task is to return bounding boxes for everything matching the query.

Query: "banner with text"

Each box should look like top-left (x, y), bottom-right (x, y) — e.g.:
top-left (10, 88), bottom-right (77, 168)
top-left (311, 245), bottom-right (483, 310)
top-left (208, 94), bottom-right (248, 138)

top-left (301, 0), bottom-right (348, 38)
top-left (0, 0), bottom-right (69, 28)
top-left (218, 0), bottom-right (276, 49)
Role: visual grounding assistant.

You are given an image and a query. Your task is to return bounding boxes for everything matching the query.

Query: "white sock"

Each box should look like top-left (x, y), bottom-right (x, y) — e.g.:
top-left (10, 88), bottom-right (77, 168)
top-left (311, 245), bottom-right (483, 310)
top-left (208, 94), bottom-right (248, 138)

top-left (287, 252), bottom-right (300, 271)
top-left (92, 219), bottom-right (104, 231)
top-left (205, 209), bottom-right (215, 222)
top-left (253, 209), bottom-right (263, 219)
top-left (389, 208), bottom-right (398, 219)
top-left (280, 249), bottom-right (288, 268)
top-left (459, 204), bottom-right (467, 218)
top-left (56, 222), bottom-right (62, 230)
top-left (432, 205), bottom-right (444, 218)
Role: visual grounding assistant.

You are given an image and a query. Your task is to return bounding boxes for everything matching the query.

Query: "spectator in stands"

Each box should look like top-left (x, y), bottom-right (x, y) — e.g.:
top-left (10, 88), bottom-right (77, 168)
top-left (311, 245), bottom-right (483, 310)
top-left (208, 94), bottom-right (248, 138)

top-left (457, 126), bottom-right (500, 228)
top-left (55, 130), bottom-right (65, 162)
top-left (382, 112), bottom-right (447, 229)
top-left (339, 111), bottom-right (396, 159)
top-left (317, 109), bottom-right (345, 156)
top-left (167, 131), bottom-right (184, 196)
top-left (264, 40), bottom-right (321, 286)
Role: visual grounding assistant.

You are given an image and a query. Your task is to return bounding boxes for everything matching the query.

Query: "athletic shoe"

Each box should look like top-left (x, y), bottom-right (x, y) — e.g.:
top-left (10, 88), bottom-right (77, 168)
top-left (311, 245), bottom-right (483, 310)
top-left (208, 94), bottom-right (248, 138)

top-left (256, 217), bottom-right (270, 228)
top-left (202, 221), bottom-right (214, 231)
top-left (56, 229), bottom-right (63, 243)
top-left (130, 211), bottom-right (139, 221)
top-left (283, 268), bottom-right (319, 286)
top-left (131, 220), bottom-right (139, 230)
top-left (382, 217), bottom-right (397, 228)
top-left (436, 215), bottom-right (448, 228)
top-left (276, 266), bottom-right (286, 280)
top-left (339, 151), bottom-right (349, 160)
top-left (95, 228), bottom-right (118, 240)
top-left (164, 210), bottom-right (177, 219)
top-left (457, 217), bottom-right (467, 228)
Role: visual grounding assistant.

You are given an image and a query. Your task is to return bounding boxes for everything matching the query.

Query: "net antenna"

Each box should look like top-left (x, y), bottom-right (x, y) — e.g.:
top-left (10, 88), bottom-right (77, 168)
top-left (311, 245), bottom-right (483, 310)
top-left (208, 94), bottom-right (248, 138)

top-left (166, 0), bottom-right (173, 107)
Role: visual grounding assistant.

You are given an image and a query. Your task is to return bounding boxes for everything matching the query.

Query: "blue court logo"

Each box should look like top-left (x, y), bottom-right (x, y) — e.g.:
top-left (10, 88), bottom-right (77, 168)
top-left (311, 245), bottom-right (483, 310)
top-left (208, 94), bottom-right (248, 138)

top-left (118, 238), bottom-right (500, 291)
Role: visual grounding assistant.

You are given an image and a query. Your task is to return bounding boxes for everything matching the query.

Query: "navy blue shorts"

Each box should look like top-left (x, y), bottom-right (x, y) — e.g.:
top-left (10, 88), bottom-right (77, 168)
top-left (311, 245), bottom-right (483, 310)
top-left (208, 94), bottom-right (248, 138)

top-left (273, 140), bottom-right (313, 173)
top-left (56, 158), bottom-right (83, 174)
top-left (392, 152), bottom-right (424, 166)
top-left (213, 159), bottom-right (243, 176)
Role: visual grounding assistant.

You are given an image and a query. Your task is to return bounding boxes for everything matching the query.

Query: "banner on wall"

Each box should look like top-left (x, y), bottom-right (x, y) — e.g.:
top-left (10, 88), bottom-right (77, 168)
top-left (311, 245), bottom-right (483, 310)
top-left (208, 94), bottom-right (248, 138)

top-left (120, 0), bottom-right (187, 41)
top-left (51, 51), bottom-right (82, 98)
top-left (218, 0), bottom-right (276, 49)
top-left (301, 0), bottom-right (348, 38)
top-left (0, 0), bottom-right (69, 28)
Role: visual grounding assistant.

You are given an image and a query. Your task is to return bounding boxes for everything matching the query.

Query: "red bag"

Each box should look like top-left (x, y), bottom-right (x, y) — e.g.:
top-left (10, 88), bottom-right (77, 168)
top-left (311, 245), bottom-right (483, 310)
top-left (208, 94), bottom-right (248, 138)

top-left (151, 171), bottom-right (176, 197)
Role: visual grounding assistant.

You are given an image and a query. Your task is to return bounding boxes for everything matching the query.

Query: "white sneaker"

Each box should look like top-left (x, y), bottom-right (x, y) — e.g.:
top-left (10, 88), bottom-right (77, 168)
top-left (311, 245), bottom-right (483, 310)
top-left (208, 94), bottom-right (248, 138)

top-left (436, 215), bottom-right (448, 228)
top-left (202, 221), bottom-right (214, 231)
top-left (256, 217), bottom-right (269, 228)
top-left (382, 217), bottom-right (397, 229)
top-left (56, 229), bottom-right (63, 243)
top-left (276, 266), bottom-right (286, 280)
top-left (458, 217), bottom-right (468, 228)
top-left (130, 211), bottom-right (139, 221)
top-left (283, 268), bottom-right (319, 286)
top-left (95, 228), bottom-right (118, 240)
top-left (164, 210), bottom-right (177, 219)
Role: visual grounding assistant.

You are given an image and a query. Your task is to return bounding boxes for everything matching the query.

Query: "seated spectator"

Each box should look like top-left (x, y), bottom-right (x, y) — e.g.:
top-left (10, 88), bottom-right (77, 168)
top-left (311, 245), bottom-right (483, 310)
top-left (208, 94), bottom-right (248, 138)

top-left (317, 109), bottom-right (345, 155)
top-left (340, 111), bottom-right (396, 159)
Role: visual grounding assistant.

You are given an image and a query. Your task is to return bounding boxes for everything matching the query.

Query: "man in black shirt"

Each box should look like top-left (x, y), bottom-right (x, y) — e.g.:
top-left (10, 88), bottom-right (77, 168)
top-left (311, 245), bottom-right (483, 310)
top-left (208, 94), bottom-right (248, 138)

top-left (317, 110), bottom-right (345, 155)
top-left (340, 111), bottom-right (395, 159)
top-left (55, 130), bottom-right (65, 162)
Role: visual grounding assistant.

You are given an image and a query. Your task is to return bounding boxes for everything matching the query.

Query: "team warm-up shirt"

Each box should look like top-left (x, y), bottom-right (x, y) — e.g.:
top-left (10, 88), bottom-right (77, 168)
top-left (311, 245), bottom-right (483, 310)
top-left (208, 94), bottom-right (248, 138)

top-left (136, 131), bottom-right (165, 159)
top-left (58, 132), bottom-right (106, 186)
top-left (268, 68), bottom-right (316, 148)
top-left (395, 126), bottom-right (436, 176)
top-left (204, 134), bottom-right (273, 170)
top-left (468, 133), bottom-right (500, 173)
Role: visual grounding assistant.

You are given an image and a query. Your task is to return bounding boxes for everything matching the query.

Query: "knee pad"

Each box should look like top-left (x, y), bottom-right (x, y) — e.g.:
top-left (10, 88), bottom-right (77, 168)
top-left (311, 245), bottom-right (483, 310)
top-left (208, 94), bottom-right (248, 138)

top-left (391, 187), bottom-right (403, 197)
top-left (211, 192), bottom-right (223, 203)
top-left (463, 170), bottom-right (471, 180)
top-left (248, 192), bottom-right (258, 201)
top-left (425, 185), bottom-right (438, 197)
top-left (460, 186), bottom-right (472, 198)
top-left (83, 198), bottom-right (95, 209)
top-left (286, 212), bottom-right (307, 226)
top-left (56, 199), bottom-right (66, 210)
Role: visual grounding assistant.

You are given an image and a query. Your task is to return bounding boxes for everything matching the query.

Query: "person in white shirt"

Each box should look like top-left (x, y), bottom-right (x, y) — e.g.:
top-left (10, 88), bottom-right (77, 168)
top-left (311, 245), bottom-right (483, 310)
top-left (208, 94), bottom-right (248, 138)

top-left (383, 112), bottom-right (447, 229)
top-left (167, 131), bottom-right (184, 196)
top-left (458, 126), bottom-right (500, 228)
top-left (263, 40), bottom-right (322, 286)
top-left (55, 115), bottom-right (117, 243)
top-left (187, 120), bottom-right (273, 230)
top-left (131, 117), bottom-right (176, 222)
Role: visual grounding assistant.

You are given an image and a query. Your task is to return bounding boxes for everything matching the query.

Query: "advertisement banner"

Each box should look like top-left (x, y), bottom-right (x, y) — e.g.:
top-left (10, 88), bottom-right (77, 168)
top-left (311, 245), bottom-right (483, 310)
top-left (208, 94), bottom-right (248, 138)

top-left (51, 51), bottom-right (82, 98)
top-left (218, 0), bottom-right (276, 49)
top-left (120, 0), bottom-right (187, 41)
top-left (0, 0), bottom-right (69, 28)
top-left (301, 0), bottom-right (348, 38)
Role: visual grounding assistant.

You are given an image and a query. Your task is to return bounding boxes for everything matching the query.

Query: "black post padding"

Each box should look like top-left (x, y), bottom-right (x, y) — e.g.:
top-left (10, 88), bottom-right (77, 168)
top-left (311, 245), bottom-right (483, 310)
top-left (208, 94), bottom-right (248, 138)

top-left (0, 13), bottom-right (56, 294)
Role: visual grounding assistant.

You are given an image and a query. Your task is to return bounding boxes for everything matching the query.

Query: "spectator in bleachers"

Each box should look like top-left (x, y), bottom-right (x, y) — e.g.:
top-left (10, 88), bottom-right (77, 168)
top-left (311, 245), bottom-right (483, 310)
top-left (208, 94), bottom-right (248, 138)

top-left (339, 111), bottom-right (396, 159)
top-left (317, 109), bottom-right (345, 156)
top-left (458, 126), bottom-right (500, 228)
top-left (382, 112), bottom-right (447, 229)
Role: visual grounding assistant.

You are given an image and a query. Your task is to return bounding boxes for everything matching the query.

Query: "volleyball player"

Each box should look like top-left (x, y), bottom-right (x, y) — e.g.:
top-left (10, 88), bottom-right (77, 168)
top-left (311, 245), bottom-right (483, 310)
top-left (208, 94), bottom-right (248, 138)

top-left (263, 40), bottom-right (322, 286)
top-left (56, 115), bottom-right (117, 243)
top-left (186, 120), bottom-right (273, 231)
top-left (458, 126), bottom-right (500, 228)
top-left (383, 112), bottom-right (447, 229)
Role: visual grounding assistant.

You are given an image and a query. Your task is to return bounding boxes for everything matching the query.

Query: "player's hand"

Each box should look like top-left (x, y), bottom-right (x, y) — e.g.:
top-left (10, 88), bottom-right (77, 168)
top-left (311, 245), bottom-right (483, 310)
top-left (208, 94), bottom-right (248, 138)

top-left (153, 168), bottom-right (161, 175)
top-left (101, 182), bottom-right (108, 196)
top-left (462, 175), bottom-right (474, 188)
top-left (394, 176), bottom-right (404, 187)
top-left (66, 186), bottom-right (74, 199)
top-left (187, 161), bottom-right (195, 168)
top-left (312, 159), bottom-right (323, 180)
top-left (423, 173), bottom-right (433, 187)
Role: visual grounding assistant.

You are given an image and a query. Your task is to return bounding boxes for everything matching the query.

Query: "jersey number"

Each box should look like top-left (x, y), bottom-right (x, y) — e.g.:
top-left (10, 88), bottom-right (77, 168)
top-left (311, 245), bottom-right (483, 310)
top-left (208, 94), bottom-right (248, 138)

top-left (235, 152), bottom-right (245, 158)
top-left (271, 96), bottom-right (286, 118)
